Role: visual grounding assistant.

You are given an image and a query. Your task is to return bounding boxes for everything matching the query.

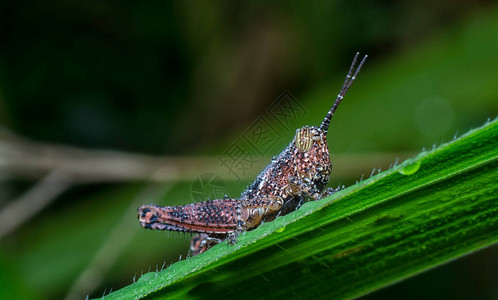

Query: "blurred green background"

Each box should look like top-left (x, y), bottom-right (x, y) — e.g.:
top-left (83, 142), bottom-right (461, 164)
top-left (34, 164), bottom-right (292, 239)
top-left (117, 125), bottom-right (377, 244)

top-left (0, 1), bottom-right (497, 299)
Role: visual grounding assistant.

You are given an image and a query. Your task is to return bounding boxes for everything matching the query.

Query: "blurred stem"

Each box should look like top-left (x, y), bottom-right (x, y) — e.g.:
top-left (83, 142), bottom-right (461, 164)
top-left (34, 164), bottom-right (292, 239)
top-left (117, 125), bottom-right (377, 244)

top-left (0, 126), bottom-right (413, 183)
top-left (0, 170), bottom-right (72, 239)
top-left (64, 183), bottom-right (172, 300)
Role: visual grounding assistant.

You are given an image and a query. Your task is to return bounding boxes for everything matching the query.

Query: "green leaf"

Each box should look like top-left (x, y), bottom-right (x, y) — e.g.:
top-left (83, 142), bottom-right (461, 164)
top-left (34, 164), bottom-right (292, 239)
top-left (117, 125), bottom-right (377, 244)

top-left (106, 119), bottom-right (498, 299)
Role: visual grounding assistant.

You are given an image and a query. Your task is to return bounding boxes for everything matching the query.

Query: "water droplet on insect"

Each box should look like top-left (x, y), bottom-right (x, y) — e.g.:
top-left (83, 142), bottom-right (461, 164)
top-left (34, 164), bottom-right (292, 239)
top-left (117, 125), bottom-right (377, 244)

top-left (399, 160), bottom-right (421, 175)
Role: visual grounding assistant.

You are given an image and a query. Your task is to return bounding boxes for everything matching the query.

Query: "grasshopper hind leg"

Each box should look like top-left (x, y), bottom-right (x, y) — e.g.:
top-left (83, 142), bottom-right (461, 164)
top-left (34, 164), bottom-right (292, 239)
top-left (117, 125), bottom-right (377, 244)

top-left (190, 234), bottom-right (224, 256)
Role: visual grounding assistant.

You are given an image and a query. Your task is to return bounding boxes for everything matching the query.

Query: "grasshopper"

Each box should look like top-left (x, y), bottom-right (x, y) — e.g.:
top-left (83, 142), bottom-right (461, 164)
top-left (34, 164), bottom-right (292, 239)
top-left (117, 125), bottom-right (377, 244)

top-left (138, 53), bottom-right (367, 255)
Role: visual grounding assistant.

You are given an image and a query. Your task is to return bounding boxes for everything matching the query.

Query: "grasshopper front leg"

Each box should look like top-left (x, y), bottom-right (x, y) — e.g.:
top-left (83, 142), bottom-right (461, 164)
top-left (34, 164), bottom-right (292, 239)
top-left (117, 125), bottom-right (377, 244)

top-left (287, 164), bottom-right (336, 201)
top-left (290, 176), bottom-right (338, 200)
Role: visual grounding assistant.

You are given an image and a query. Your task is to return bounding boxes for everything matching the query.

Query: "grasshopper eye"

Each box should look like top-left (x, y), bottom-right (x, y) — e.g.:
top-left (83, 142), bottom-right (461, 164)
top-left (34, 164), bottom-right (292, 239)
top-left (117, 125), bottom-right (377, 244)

top-left (295, 127), bottom-right (313, 152)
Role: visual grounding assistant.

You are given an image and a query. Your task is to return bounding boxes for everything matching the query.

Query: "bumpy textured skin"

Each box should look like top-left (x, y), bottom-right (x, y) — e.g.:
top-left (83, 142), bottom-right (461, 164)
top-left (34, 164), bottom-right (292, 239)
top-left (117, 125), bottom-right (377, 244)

top-left (138, 53), bottom-right (367, 255)
top-left (138, 199), bottom-right (239, 234)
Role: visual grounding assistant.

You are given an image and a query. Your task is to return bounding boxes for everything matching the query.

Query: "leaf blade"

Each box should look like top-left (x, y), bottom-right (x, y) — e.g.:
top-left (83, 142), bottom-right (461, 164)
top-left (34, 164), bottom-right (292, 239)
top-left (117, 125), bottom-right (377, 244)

top-left (106, 119), bottom-right (498, 300)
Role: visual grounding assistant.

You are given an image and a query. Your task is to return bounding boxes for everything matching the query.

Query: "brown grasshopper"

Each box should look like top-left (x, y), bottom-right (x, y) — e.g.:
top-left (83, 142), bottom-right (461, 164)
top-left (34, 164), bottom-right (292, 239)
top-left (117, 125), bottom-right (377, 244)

top-left (138, 53), bottom-right (367, 255)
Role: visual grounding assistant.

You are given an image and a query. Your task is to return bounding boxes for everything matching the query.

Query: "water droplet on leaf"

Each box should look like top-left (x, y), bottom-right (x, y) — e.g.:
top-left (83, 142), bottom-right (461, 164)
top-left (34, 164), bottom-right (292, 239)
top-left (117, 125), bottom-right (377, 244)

top-left (399, 160), bottom-right (421, 175)
top-left (276, 226), bottom-right (286, 233)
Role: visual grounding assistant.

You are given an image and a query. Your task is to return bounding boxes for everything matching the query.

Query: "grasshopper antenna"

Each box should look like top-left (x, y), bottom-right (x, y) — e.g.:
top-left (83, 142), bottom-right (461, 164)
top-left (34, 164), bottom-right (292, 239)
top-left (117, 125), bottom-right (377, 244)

top-left (320, 52), bottom-right (367, 133)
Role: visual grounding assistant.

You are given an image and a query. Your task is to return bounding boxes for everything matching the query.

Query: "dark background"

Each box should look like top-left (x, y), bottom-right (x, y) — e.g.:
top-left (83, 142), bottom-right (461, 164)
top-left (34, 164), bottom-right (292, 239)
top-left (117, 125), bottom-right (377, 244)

top-left (0, 1), bottom-right (497, 299)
